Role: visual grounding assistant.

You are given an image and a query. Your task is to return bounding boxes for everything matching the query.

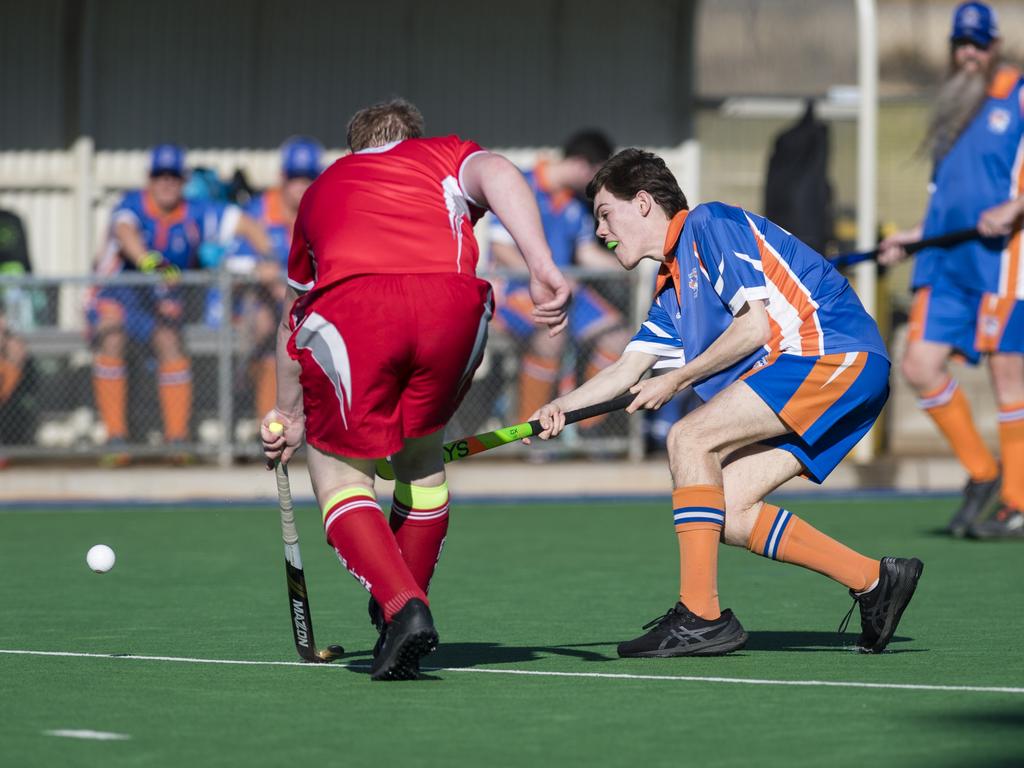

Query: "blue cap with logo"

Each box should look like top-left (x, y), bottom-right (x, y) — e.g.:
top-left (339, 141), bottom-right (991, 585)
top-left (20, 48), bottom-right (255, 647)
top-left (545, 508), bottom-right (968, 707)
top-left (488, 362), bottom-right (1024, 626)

top-left (281, 136), bottom-right (324, 179)
top-left (951, 2), bottom-right (999, 46)
top-left (149, 143), bottom-right (187, 178)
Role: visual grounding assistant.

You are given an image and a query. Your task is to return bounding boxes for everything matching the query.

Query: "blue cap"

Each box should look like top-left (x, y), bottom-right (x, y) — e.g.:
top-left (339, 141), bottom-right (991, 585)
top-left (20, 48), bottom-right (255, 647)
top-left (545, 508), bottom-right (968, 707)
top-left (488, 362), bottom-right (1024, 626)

top-left (149, 143), bottom-right (186, 177)
top-left (281, 136), bottom-right (324, 179)
top-left (951, 2), bottom-right (998, 46)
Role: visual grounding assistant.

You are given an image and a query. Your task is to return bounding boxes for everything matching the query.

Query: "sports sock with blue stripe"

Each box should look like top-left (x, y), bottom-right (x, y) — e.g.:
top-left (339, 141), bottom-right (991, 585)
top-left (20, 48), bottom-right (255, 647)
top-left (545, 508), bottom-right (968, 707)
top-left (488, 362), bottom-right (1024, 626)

top-left (747, 503), bottom-right (880, 592)
top-left (672, 485), bottom-right (725, 620)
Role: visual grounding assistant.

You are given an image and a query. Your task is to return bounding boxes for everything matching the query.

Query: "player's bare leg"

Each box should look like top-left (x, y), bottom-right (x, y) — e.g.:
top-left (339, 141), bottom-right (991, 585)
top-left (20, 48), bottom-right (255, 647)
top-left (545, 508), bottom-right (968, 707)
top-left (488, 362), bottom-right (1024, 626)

top-left (618, 382), bottom-right (788, 658)
top-left (718, 442), bottom-right (921, 652)
top-left (307, 444), bottom-right (436, 680)
top-left (903, 337), bottom-right (1000, 534)
top-left (972, 352), bottom-right (1024, 538)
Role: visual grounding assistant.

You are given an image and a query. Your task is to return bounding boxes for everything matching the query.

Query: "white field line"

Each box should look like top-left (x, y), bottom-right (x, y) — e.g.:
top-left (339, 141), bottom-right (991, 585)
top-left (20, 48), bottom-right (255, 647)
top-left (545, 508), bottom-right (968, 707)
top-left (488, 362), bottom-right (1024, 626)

top-left (3, 649), bottom-right (1023, 695)
top-left (45, 729), bottom-right (131, 741)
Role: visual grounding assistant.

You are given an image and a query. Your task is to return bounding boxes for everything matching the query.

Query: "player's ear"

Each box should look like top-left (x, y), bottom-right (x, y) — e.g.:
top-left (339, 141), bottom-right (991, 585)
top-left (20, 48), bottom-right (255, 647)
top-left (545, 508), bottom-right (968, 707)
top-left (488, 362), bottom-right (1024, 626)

top-left (635, 190), bottom-right (653, 217)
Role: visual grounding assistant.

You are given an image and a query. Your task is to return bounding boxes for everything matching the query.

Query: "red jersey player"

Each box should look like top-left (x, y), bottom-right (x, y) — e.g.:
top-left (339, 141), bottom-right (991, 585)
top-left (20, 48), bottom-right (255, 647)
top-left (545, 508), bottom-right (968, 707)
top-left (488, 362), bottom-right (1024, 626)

top-left (261, 100), bottom-right (570, 680)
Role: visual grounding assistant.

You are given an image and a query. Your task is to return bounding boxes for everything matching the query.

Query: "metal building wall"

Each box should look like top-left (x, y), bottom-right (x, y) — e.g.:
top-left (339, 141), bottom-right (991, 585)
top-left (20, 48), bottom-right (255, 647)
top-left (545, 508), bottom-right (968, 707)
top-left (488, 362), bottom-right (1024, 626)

top-left (1, 0), bottom-right (696, 151)
top-left (0, 0), bottom-right (73, 149)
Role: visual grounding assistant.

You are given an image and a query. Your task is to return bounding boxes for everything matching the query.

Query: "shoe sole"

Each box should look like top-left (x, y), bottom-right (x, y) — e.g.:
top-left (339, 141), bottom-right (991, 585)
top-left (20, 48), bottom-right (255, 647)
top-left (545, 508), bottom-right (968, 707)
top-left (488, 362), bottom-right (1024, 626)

top-left (946, 480), bottom-right (1001, 537)
top-left (967, 525), bottom-right (1024, 540)
top-left (370, 628), bottom-right (439, 681)
top-left (618, 630), bottom-right (749, 658)
top-left (864, 559), bottom-right (923, 654)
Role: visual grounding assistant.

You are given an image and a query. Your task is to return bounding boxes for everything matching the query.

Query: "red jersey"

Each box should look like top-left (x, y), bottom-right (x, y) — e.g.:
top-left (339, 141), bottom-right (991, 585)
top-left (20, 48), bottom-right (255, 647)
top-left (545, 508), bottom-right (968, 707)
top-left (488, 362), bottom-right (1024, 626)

top-left (286, 136), bottom-right (488, 295)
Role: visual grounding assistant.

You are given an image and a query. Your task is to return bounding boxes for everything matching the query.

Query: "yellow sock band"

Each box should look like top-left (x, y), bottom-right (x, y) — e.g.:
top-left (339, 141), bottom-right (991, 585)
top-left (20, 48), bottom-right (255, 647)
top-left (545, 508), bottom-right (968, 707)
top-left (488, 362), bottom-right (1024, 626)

top-left (393, 480), bottom-right (449, 509)
top-left (321, 485), bottom-right (377, 523)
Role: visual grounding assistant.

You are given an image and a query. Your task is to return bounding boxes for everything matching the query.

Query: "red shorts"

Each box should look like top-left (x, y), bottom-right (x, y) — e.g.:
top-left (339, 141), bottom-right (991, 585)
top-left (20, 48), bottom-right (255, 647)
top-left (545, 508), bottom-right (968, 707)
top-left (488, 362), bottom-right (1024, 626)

top-left (289, 273), bottom-right (494, 459)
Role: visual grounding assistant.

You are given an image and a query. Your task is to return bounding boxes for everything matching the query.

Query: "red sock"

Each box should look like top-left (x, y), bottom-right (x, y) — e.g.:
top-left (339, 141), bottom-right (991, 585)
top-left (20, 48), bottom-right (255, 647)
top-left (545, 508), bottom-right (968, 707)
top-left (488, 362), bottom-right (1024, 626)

top-left (390, 481), bottom-right (450, 593)
top-left (322, 488), bottom-right (425, 621)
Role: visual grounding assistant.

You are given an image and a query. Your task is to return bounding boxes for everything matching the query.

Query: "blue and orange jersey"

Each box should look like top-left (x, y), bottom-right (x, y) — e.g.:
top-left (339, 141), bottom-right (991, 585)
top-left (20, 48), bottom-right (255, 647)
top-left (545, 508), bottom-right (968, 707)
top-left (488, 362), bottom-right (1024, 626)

top-left (96, 189), bottom-right (230, 274)
top-left (626, 202), bottom-right (888, 401)
top-left (244, 187), bottom-right (294, 265)
top-left (489, 162), bottom-right (596, 267)
top-left (916, 65), bottom-right (1024, 298)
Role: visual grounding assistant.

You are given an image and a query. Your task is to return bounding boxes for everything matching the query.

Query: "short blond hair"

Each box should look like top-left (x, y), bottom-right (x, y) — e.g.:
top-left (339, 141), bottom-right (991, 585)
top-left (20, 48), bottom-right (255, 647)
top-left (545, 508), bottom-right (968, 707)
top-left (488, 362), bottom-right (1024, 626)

top-left (346, 99), bottom-right (425, 151)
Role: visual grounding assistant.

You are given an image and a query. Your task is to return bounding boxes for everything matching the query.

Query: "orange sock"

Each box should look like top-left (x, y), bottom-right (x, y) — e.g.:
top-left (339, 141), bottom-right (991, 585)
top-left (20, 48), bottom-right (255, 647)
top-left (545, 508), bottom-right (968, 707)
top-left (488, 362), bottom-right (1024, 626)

top-left (998, 402), bottom-right (1024, 508)
top-left (92, 355), bottom-right (127, 439)
top-left (672, 485), bottom-right (724, 619)
top-left (518, 354), bottom-right (559, 422)
top-left (0, 359), bottom-right (23, 404)
top-left (747, 504), bottom-right (880, 592)
top-left (578, 348), bottom-right (620, 429)
top-left (158, 358), bottom-right (192, 442)
top-left (253, 356), bottom-right (277, 419)
top-left (919, 378), bottom-right (999, 482)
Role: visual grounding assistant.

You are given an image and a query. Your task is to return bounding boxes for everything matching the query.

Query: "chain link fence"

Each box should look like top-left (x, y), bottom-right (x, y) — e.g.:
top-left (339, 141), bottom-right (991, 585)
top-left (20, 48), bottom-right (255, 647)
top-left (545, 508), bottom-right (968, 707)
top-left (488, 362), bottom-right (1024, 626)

top-left (0, 267), bottom-right (647, 464)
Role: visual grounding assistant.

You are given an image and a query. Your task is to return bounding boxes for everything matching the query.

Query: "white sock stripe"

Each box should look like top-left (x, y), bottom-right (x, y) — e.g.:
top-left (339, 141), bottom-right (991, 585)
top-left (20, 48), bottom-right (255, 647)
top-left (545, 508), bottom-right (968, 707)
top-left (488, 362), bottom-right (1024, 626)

top-left (158, 370), bottom-right (192, 386)
top-left (391, 502), bottom-right (450, 520)
top-left (997, 407), bottom-right (1024, 423)
top-left (672, 510), bottom-right (725, 525)
top-left (765, 509), bottom-right (792, 560)
top-left (323, 498), bottom-right (380, 531)
top-left (917, 379), bottom-right (957, 410)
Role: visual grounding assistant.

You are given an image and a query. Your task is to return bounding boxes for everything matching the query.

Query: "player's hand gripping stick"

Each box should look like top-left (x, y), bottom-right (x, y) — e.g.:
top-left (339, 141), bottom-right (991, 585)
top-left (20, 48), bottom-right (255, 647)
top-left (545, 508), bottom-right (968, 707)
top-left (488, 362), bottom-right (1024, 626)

top-left (375, 393), bottom-right (636, 480)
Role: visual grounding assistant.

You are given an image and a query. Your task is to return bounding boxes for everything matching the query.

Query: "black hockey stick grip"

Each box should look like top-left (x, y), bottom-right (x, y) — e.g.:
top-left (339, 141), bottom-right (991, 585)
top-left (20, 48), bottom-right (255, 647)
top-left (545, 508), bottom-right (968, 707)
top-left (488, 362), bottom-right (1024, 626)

top-left (829, 228), bottom-right (979, 268)
top-left (526, 393), bottom-right (636, 433)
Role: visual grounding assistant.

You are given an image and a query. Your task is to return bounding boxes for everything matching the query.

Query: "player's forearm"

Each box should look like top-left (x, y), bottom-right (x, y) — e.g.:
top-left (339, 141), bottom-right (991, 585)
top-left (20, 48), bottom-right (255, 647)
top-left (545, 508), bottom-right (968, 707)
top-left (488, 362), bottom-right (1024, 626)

top-left (274, 305), bottom-right (303, 418)
top-left (114, 221), bottom-right (152, 268)
top-left (673, 302), bottom-right (770, 390)
top-left (465, 155), bottom-right (557, 273)
top-left (237, 214), bottom-right (274, 258)
top-left (550, 351), bottom-right (653, 413)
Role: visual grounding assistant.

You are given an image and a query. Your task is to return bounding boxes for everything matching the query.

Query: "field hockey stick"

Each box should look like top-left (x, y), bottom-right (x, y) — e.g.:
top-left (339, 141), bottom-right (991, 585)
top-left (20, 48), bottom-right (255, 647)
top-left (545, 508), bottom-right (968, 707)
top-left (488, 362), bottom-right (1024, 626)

top-left (375, 393), bottom-right (635, 480)
top-left (269, 423), bottom-right (344, 663)
top-left (829, 228), bottom-right (979, 269)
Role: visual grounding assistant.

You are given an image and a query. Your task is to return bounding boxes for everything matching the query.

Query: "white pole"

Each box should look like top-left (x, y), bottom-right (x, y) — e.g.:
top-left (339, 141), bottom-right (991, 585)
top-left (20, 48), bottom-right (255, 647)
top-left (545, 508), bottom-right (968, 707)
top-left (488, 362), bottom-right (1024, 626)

top-left (854, 0), bottom-right (879, 463)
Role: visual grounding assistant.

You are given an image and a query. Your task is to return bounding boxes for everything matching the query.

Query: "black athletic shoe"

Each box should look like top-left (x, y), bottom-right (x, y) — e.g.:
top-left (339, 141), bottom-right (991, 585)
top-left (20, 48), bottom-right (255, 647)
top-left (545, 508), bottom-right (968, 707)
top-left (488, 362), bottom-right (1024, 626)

top-left (617, 602), bottom-right (748, 658)
top-left (369, 598), bottom-right (438, 681)
top-left (968, 505), bottom-right (1024, 540)
top-left (946, 474), bottom-right (1001, 537)
top-left (368, 597), bottom-right (385, 659)
top-left (838, 556), bottom-right (923, 653)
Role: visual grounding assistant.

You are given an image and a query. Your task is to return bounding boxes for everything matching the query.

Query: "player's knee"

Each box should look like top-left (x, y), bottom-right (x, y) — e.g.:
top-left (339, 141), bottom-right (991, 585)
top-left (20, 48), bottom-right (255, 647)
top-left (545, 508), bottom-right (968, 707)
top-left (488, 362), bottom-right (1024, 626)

top-left (722, 497), bottom-right (760, 547)
top-left (93, 324), bottom-right (126, 356)
top-left (529, 329), bottom-right (565, 357)
top-left (666, 417), bottom-right (716, 459)
top-left (989, 354), bottom-right (1024, 405)
top-left (151, 326), bottom-right (183, 359)
top-left (900, 351), bottom-right (939, 391)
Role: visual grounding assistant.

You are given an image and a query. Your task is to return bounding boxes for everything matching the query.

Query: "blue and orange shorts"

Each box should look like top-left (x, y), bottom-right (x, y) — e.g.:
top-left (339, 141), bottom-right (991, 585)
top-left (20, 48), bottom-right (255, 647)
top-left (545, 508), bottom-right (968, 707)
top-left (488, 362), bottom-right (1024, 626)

top-left (909, 279), bottom-right (1024, 364)
top-left (87, 285), bottom-right (185, 343)
top-left (493, 280), bottom-right (622, 342)
top-left (742, 351), bottom-right (890, 483)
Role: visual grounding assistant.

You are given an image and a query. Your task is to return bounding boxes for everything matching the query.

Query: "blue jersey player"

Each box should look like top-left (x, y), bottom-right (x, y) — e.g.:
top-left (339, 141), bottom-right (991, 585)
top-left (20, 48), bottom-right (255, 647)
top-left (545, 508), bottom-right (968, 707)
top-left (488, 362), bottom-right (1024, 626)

top-left (89, 144), bottom-right (269, 463)
top-left (534, 149), bottom-right (923, 657)
top-left (489, 131), bottom-right (631, 426)
top-left (239, 136), bottom-right (324, 421)
top-left (879, 2), bottom-right (1024, 539)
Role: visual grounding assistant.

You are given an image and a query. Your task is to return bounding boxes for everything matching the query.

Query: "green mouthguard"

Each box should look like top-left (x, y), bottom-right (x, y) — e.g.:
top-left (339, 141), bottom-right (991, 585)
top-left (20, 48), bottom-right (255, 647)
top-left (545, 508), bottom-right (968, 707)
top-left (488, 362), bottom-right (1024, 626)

top-left (606, 240), bottom-right (619, 250)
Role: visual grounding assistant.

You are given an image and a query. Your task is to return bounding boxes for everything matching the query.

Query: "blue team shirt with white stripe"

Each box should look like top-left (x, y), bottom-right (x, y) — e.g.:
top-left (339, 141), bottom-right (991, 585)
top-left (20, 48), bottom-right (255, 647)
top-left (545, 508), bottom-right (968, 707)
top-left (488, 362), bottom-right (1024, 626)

top-left (626, 202), bottom-right (888, 402)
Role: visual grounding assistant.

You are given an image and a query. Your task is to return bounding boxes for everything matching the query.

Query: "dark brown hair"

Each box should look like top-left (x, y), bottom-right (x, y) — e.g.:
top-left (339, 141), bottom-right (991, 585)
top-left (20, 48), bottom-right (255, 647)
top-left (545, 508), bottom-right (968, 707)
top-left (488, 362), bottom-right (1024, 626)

top-left (586, 148), bottom-right (688, 216)
top-left (346, 99), bottom-right (425, 152)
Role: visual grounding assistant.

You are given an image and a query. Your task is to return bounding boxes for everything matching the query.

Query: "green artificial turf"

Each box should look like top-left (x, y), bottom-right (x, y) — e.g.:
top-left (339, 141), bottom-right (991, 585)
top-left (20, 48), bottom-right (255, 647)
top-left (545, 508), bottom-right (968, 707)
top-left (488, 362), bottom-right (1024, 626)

top-left (1, 496), bottom-right (1021, 767)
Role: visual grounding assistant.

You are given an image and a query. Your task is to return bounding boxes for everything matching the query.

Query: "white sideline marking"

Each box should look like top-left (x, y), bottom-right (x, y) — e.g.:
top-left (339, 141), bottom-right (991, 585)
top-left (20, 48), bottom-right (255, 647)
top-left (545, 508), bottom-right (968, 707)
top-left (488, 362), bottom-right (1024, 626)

top-left (4, 649), bottom-right (1022, 695)
top-left (45, 729), bottom-right (130, 741)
